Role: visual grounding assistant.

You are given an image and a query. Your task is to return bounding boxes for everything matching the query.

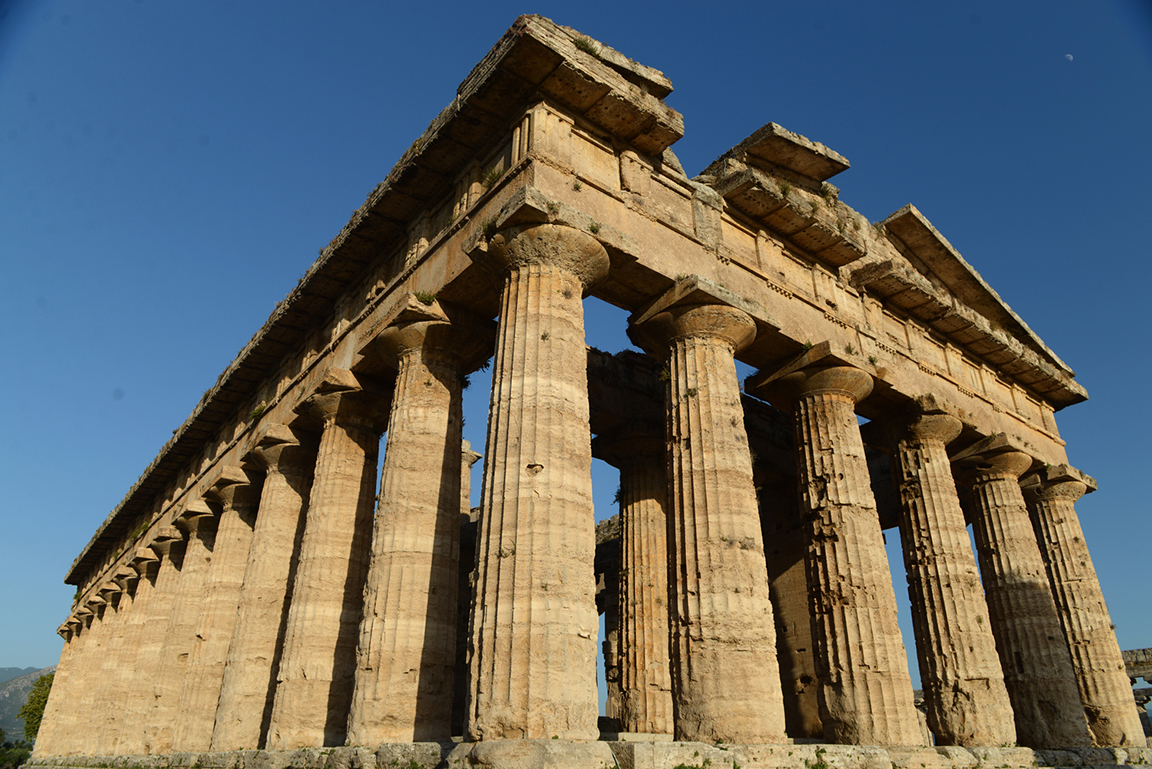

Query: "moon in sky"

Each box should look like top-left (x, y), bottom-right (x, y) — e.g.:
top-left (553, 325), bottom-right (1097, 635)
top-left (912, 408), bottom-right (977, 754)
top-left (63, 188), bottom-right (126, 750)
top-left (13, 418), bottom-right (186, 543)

top-left (1066, 53), bottom-right (1074, 61)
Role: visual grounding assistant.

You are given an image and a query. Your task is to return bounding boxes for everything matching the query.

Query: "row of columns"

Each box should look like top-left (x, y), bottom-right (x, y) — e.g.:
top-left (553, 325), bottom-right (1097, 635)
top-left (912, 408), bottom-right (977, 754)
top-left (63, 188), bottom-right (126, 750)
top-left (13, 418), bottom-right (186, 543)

top-left (38, 222), bottom-right (1143, 758)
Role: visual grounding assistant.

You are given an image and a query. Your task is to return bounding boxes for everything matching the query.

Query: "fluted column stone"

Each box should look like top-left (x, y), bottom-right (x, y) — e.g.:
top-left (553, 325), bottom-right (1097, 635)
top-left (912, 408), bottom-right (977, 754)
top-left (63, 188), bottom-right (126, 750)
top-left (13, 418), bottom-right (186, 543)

top-left (106, 553), bottom-right (157, 756)
top-left (758, 475), bottom-right (823, 739)
top-left (752, 357), bottom-right (922, 745)
top-left (892, 405), bottom-right (1014, 746)
top-left (1023, 465), bottom-right (1146, 747)
top-left (94, 572), bottom-right (138, 756)
top-left (953, 437), bottom-right (1091, 748)
top-left (174, 469), bottom-right (261, 752)
top-left (466, 223), bottom-right (608, 741)
top-left (348, 300), bottom-right (492, 744)
top-left (632, 301), bottom-right (787, 744)
top-left (596, 429), bottom-right (674, 735)
top-left (32, 620), bottom-right (84, 757)
top-left (56, 609), bottom-right (96, 755)
top-left (144, 504), bottom-right (218, 755)
top-left (266, 370), bottom-right (388, 749)
top-left (121, 529), bottom-right (184, 755)
top-left (212, 425), bottom-right (315, 751)
top-left (75, 592), bottom-right (117, 756)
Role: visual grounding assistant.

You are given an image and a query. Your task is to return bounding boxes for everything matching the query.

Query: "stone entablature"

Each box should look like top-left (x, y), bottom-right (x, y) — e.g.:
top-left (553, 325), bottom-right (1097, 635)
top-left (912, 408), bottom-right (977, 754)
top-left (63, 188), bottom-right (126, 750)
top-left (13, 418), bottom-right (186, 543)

top-left (38, 14), bottom-right (1144, 768)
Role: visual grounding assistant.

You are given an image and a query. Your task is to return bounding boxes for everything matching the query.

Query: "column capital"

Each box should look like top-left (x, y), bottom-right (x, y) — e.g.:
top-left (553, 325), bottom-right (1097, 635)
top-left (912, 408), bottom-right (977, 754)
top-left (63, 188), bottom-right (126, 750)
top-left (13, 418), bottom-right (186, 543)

top-left (485, 223), bottom-right (610, 289)
top-left (298, 368), bottom-right (390, 433)
top-left (632, 302), bottom-right (756, 357)
top-left (747, 341), bottom-right (872, 409)
top-left (147, 525), bottom-right (184, 559)
top-left (246, 424), bottom-right (316, 477)
top-left (1021, 463), bottom-right (1097, 504)
top-left (591, 422), bottom-right (664, 470)
top-left (951, 434), bottom-right (1036, 483)
top-left (175, 497), bottom-right (216, 535)
top-left (207, 466), bottom-right (261, 512)
top-left (359, 294), bottom-right (495, 373)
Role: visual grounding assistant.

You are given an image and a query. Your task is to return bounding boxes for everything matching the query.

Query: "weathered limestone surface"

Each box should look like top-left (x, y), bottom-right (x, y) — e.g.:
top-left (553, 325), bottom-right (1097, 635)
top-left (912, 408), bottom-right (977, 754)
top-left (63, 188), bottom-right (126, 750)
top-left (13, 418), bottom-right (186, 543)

top-left (752, 356), bottom-right (922, 746)
top-left (120, 532), bottom-right (184, 756)
top-left (954, 438), bottom-right (1091, 748)
top-left (174, 471), bottom-right (260, 752)
top-left (632, 300), bottom-right (787, 744)
top-left (892, 404), bottom-right (1015, 746)
top-left (94, 580), bottom-right (132, 755)
top-left (75, 593), bottom-right (117, 756)
top-left (466, 224), bottom-right (607, 740)
top-left (1024, 466), bottom-right (1147, 747)
top-left (212, 426), bottom-right (314, 751)
top-left (597, 430), bottom-right (674, 736)
top-left (33, 621), bottom-right (81, 757)
top-left (145, 509), bottom-right (218, 755)
top-left (266, 371), bottom-right (388, 749)
top-left (347, 302), bottom-right (491, 744)
top-left (759, 475), bottom-right (823, 739)
top-left (105, 554), bottom-right (156, 755)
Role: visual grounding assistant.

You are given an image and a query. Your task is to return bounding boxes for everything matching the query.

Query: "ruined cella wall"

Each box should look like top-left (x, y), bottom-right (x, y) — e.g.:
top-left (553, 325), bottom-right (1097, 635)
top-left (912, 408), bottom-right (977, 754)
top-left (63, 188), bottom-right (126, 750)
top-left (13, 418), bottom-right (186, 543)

top-left (32, 14), bottom-right (1145, 769)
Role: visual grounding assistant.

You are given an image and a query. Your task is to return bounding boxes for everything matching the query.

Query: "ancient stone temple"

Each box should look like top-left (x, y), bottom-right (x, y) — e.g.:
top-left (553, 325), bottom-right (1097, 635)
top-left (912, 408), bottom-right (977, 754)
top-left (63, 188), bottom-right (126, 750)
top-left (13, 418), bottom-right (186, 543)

top-left (30, 15), bottom-right (1148, 769)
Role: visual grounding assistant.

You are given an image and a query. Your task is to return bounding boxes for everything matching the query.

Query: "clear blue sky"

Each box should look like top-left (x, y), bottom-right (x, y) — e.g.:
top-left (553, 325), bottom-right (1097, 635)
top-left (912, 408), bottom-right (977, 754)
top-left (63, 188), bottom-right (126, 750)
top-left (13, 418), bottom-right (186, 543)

top-left (2, 0), bottom-right (1150, 705)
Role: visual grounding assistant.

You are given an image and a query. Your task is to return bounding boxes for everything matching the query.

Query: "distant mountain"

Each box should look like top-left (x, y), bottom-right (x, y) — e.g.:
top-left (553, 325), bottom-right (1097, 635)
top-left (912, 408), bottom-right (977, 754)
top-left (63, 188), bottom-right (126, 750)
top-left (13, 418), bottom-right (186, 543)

top-left (0, 667), bottom-right (55, 742)
top-left (0, 670), bottom-right (36, 688)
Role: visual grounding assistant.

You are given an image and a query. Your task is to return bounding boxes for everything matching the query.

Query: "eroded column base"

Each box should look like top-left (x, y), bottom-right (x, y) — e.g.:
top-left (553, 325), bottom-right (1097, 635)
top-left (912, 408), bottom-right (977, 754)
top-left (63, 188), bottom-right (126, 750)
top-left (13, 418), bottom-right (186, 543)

top-left (23, 742), bottom-right (1152, 769)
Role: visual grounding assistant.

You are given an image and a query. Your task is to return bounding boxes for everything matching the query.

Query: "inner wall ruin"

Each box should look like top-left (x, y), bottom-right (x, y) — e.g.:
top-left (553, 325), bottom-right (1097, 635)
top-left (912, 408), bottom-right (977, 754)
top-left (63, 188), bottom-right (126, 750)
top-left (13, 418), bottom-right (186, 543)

top-left (30, 15), bottom-right (1148, 769)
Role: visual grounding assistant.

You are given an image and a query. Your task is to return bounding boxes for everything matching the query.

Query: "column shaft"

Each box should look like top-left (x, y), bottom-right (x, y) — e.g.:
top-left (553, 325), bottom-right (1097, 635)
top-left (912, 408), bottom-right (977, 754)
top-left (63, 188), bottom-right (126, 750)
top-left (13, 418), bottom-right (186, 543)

top-left (467, 224), bottom-right (606, 740)
top-left (1028, 474), bottom-right (1146, 746)
top-left (962, 449), bottom-right (1091, 748)
top-left (637, 302), bottom-right (786, 744)
top-left (107, 556), bottom-right (158, 756)
top-left (790, 368), bottom-right (921, 745)
top-left (266, 378), bottom-right (384, 749)
top-left (174, 476), bottom-right (260, 751)
top-left (212, 429), bottom-right (313, 751)
top-left (32, 624), bottom-right (83, 757)
top-left (144, 513), bottom-right (217, 755)
top-left (895, 415), bottom-right (1014, 746)
top-left (121, 536), bottom-right (184, 755)
top-left (760, 478), bottom-right (823, 739)
top-left (617, 455), bottom-right (674, 734)
top-left (348, 317), bottom-right (482, 744)
top-left (92, 588), bottom-right (129, 756)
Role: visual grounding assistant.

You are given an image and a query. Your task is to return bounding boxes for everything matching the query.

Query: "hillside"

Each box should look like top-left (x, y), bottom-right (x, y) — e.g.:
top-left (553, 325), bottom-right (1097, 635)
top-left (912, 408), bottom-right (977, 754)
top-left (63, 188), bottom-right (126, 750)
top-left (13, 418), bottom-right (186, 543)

top-left (0, 667), bottom-right (55, 741)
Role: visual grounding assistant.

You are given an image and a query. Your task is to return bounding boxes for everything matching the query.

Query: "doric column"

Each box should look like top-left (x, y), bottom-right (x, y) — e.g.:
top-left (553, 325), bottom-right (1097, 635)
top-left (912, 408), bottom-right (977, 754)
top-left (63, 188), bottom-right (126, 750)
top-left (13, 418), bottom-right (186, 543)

top-left (106, 554), bottom-right (156, 756)
top-left (31, 619), bottom-right (82, 757)
top-left (266, 369), bottom-right (389, 749)
top-left (461, 439), bottom-right (482, 516)
top-left (55, 608), bottom-right (95, 755)
top-left (144, 502), bottom-right (218, 755)
top-left (890, 402), bottom-right (1014, 746)
top-left (632, 300), bottom-right (787, 744)
top-left (1023, 465), bottom-right (1146, 747)
top-left (212, 424), bottom-right (315, 751)
top-left (466, 223), bottom-right (608, 740)
top-left (758, 474), bottom-right (823, 739)
top-left (93, 573), bottom-right (137, 756)
top-left (347, 297), bottom-right (492, 744)
top-left (594, 428), bottom-right (674, 735)
top-left (121, 528), bottom-right (184, 755)
top-left (77, 587), bottom-right (122, 756)
top-left (750, 352), bottom-right (921, 745)
top-left (174, 469), bottom-right (261, 752)
top-left (953, 436), bottom-right (1091, 748)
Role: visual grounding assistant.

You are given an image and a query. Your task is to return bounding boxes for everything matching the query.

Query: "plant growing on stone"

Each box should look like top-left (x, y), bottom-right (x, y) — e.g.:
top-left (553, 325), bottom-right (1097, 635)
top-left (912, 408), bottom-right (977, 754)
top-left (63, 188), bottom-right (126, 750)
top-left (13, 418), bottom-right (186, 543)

top-left (588, 221), bottom-right (601, 234)
top-left (481, 166), bottom-right (502, 189)
top-left (414, 291), bottom-right (437, 305)
top-left (573, 36), bottom-right (600, 57)
top-left (572, 179), bottom-right (583, 191)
